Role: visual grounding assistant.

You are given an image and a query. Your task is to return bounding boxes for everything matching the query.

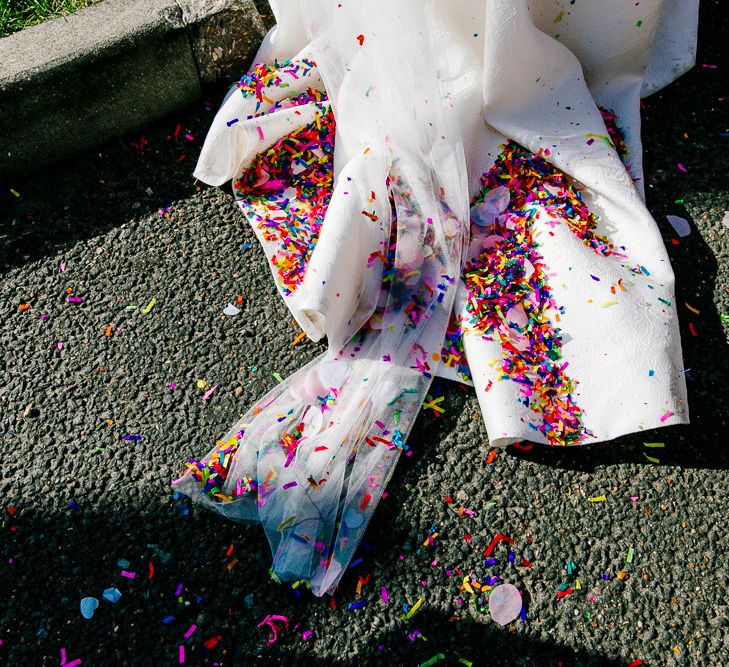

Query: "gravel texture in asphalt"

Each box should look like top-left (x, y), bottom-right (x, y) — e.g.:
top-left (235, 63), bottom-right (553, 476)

top-left (1, 2), bottom-right (727, 665)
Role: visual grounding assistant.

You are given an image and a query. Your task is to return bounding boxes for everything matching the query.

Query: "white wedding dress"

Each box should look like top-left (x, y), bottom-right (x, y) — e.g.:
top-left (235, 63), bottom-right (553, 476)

top-left (173, 0), bottom-right (698, 596)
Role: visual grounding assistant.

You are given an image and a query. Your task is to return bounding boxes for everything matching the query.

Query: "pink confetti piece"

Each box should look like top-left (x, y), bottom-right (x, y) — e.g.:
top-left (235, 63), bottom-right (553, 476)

top-left (178, 645), bottom-right (185, 663)
top-left (39, 313), bottom-right (49, 321)
top-left (184, 134), bottom-right (194, 141)
top-left (67, 297), bottom-right (83, 303)
top-left (120, 570), bottom-right (136, 579)
top-left (183, 624), bottom-right (197, 639)
top-left (302, 630), bottom-right (313, 641)
top-left (169, 382), bottom-right (176, 390)
top-left (659, 410), bottom-right (674, 423)
top-left (381, 586), bottom-right (389, 603)
top-left (257, 614), bottom-right (289, 645)
top-left (630, 496), bottom-right (639, 502)
top-left (60, 648), bottom-right (82, 667)
top-left (59, 262), bottom-right (66, 272)
top-left (257, 126), bottom-right (264, 140)
top-left (56, 342), bottom-right (63, 350)
top-left (201, 385), bottom-right (218, 401)
top-left (677, 162), bottom-right (688, 173)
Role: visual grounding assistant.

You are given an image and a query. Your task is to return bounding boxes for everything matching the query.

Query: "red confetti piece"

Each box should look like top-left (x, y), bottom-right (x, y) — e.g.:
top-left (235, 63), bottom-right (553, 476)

top-left (356, 34), bottom-right (364, 45)
top-left (484, 532), bottom-right (515, 557)
top-left (556, 587), bottom-right (574, 599)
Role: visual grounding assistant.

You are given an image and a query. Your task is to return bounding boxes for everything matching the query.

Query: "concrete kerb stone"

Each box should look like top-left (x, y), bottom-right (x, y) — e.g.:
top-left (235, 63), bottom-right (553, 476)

top-left (0, 0), bottom-right (268, 177)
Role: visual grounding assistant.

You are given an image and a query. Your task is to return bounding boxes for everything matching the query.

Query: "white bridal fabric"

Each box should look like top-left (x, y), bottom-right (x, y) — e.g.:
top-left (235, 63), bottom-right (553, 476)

top-left (173, 0), bottom-right (697, 595)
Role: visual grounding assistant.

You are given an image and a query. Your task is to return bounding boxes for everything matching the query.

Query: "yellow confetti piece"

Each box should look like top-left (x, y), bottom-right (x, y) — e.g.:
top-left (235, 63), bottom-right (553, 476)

top-left (10, 188), bottom-right (20, 197)
top-left (461, 576), bottom-right (474, 595)
top-left (575, 579), bottom-right (581, 590)
top-left (401, 596), bottom-right (425, 620)
top-left (422, 532), bottom-right (439, 547)
top-left (276, 515), bottom-right (297, 532)
top-left (685, 302), bottom-right (700, 314)
top-left (601, 301), bottom-right (618, 308)
top-left (196, 379), bottom-right (207, 389)
top-left (587, 495), bottom-right (607, 503)
top-left (422, 396), bottom-right (445, 414)
top-left (141, 297), bottom-right (156, 314)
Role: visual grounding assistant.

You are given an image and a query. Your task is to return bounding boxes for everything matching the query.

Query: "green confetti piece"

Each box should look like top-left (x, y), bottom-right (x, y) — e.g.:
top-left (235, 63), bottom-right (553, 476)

top-left (644, 442), bottom-right (665, 448)
top-left (626, 547), bottom-right (635, 564)
top-left (643, 453), bottom-right (660, 464)
top-left (272, 372), bottom-right (285, 383)
top-left (420, 655), bottom-right (445, 667)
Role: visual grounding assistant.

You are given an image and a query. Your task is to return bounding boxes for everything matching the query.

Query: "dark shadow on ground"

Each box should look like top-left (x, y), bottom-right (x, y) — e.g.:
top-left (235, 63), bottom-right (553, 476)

top-left (0, 505), bottom-right (624, 667)
top-left (0, 82), bottom-right (231, 275)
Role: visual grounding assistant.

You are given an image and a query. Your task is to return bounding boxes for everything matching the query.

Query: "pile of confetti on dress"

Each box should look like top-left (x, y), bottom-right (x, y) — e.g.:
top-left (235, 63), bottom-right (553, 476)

top-left (173, 0), bottom-right (698, 596)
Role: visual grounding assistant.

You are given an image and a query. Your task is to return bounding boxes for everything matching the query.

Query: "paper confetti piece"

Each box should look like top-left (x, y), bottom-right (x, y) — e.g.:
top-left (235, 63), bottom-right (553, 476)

top-left (659, 410), bottom-right (674, 423)
top-left (626, 547), bottom-right (635, 564)
top-left (587, 495), bottom-right (607, 503)
top-left (273, 372), bottom-right (285, 383)
top-left (223, 303), bottom-right (240, 316)
top-left (643, 453), bottom-right (660, 464)
top-left (644, 442), bottom-right (665, 448)
top-left (201, 385), bottom-right (218, 401)
top-left (291, 331), bottom-right (307, 346)
top-left (420, 655), bottom-right (446, 667)
top-left (141, 298), bottom-right (156, 314)
top-left (666, 214), bottom-right (691, 237)
top-left (381, 586), bottom-right (389, 603)
top-left (401, 596), bottom-right (424, 620)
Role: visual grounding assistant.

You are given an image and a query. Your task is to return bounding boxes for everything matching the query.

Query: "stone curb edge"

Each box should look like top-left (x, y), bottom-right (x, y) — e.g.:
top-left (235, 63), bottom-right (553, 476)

top-left (0, 0), bottom-right (275, 177)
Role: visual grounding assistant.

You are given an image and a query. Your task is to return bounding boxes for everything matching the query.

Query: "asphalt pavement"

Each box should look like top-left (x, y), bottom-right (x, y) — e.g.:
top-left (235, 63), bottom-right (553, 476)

top-left (1, 2), bottom-right (727, 665)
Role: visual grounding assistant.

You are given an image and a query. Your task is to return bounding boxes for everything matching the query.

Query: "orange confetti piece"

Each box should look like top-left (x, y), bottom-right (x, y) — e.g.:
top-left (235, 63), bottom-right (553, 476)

top-left (104, 325), bottom-right (113, 337)
top-left (485, 449), bottom-right (498, 465)
top-left (18, 304), bottom-right (30, 310)
top-left (291, 331), bottom-right (307, 346)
